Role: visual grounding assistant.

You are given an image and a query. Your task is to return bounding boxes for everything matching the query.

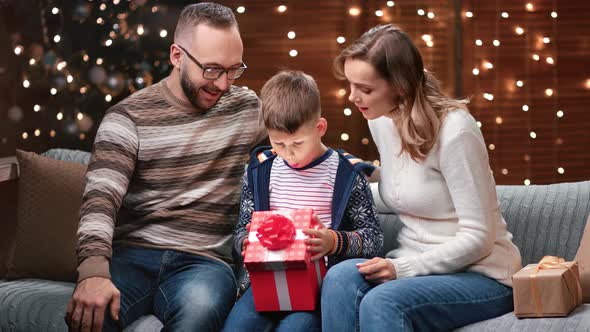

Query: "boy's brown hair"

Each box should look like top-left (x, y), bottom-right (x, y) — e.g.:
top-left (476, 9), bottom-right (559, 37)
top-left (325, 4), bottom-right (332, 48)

top-left (260, 70), bottom-right (321, 133)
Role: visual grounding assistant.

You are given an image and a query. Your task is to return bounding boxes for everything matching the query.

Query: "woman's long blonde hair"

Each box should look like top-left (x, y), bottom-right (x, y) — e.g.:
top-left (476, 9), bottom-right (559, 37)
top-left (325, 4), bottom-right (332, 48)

top-left (334, 24), bottom-right (468, 161)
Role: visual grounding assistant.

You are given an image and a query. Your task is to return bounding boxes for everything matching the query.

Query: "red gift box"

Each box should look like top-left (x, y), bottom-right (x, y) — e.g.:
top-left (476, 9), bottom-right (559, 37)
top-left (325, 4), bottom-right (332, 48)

top-left (244, 208), bottom-right (327, 311)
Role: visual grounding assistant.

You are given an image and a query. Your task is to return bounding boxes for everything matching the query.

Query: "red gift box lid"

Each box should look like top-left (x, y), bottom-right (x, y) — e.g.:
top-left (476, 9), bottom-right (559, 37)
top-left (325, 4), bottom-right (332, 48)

top-left (244, 209), bottom-right (318, 271)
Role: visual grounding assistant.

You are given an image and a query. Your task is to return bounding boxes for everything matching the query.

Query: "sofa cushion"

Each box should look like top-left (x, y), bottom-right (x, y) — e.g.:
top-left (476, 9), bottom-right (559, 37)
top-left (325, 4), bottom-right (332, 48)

top-left (496, 181), bottom-right (590, 266)
top-left (0, 279), bottom-right (162, 332)
top-left (6, 150), bottom-right (87, 281)
top-left (456, 304), bottom-right (590, 331)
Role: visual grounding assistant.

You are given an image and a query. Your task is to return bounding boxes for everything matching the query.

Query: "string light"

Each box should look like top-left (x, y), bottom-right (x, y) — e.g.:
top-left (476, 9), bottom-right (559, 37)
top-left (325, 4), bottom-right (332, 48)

top-left (557, 167), bottom-right (565, 174)
top-left (551, 11), bottom-right (558, 18)
top-left (34, 129), bottom-right (41, 137)
top-left (159, 29), bottom-right (167, 38)
top-left (543, 37), bottom-right (551, 43)
top-left (526, 3), bottom-right (534, 12)
top-left (137, 25), bottom-right (145, 35)
top-left (375, 10), bottom-right (384, 17)
top-left (56, 112), bottom-right (63, 120)
top-left (83, 54), bottom-right (89, 62)
top-left (97, 18), bottom-right (104, 25)
top-left (502, 169), bottom-right (509, 175)
top-left (105, 39), bottom-right (113, 46)
top-left (289, 49), bottom-right (298, 57)
top-left (522, 105), bottom-right (529, 112)
top-left (530, 131), bottom-right (537, 139)
top-left (524, 179), bottom-right (531, 186)
top-left (349, 7), bottom-right (360, 16)
top-left (546, 56), bottom-right (554, 64)
top-left (105, 94), bottom-right (112, 102)
top-left (100, 3), bottom-right (107, 11)
top-left (33, 105), bottom-right (41, 112)
top-left (236, 6), bottom-right (245, 14)
top-left (52, 7), bottom-right (59, 14)
top-left (362, 138), bottom-right (370, 145)
top-left (556, 110), bottom-right (564, 118)
top-left (277, 5), bottom-right (287, 13)
top-left (476, 121), bottom-right (482, 128)
top-left (489, 144), bottom-right (495, 150)
top-left (472, 68), bottom-right (480, 75)
top-left (484, 61), bottom-right (494, 69)
top-left (483, 93), bottom-right (494, 101)
top-left (340, 133), bottom-right (350, 141)
top-left (50, 130), bottom-right (56, 138)
top-left (77, 112), bottom-right (84, 120)
top-left (585, 79), bottom-right (590, 89)
top-left (545, 88), bottom-right (554, 97)
top-left (54, 35), bottom-right (61, 43)
top-left (475, 39), bottom-right (483, 46)
top-left (387, 1), bottom-right (395, 7)
top-left (287, 31), bottom-right (296, 39)
top-left (337, 36), bottom-right (346, 44)
top-left (516, 80), bottom-right (524, 87)
top-left (343, 108), bottom-right (352, 116)
top-left (22, 132), bottom-right (28, 140)
top-left (495, 116), bottom-right (503, 124)
top-left (427, 12), bottom-right (435, 19)
top-left (57, 61), bottom-right (67, 70)
top-left (417, 9), bottom-right (425, 16)
top-left (29, 59), bottom-right (36, 65)
top-left (501, 12), bottom-right (509, 18)
top-left (532, 54), bottom-right (540, 61)
top-left (67, 75), bottom-right (73, 83)
top-left (465, 11), bottom-right (474, 18)
top-left (515, 27), bottom-right (525, 35)
top-left (23, 79), bottom-right (30, 88)
top-left (14, 44), bottom-right (24, 54)
top-left (493, 39), bottom-right (500, 46)
top-left (338, 89), bottom-right (347, 97)
top-left (96, 58), bottom-right (103, 65)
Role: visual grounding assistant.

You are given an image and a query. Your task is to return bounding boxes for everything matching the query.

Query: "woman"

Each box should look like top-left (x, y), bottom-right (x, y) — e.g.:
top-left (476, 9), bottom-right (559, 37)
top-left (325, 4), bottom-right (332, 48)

top-left (321, 24), bottom-right (522, 331)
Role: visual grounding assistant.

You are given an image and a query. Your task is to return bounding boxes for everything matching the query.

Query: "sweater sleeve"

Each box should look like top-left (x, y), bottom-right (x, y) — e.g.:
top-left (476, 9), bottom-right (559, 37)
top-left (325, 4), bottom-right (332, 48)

top-left (234, 171), bottom-right (254, 256)
top-left (332, 173), bottom-right (383, 259)
top-left (76, 107), bottom-right (138, 282)
top-left (389, 130), bottom-right (497, 279)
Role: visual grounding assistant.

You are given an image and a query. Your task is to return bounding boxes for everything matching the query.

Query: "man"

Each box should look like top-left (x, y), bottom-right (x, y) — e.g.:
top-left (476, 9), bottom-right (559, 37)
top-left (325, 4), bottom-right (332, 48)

top-left (65, 3), bottom-right (263, 331)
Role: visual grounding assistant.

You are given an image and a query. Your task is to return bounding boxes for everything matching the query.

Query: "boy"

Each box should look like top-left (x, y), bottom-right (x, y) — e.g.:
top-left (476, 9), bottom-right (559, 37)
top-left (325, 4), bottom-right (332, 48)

top-left (223, 70), bottom-right (383, 331)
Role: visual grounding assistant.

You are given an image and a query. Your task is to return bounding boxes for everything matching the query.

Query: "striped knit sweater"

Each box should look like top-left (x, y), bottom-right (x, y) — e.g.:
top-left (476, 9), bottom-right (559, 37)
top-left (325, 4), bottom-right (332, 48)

top-left (76, 78), bottom-right (263, 281)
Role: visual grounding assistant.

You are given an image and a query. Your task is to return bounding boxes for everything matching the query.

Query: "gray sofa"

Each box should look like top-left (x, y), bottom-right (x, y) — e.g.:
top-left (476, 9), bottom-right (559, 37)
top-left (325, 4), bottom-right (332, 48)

top-left (0, 149), bottom-right (589, 331)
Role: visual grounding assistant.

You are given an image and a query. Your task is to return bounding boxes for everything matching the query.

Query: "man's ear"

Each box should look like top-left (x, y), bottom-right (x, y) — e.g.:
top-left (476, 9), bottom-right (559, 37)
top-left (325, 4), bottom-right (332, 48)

top-left (316, 117), bottom-right (328, 137)
top-left (170, 44), bottom-right (182, 69)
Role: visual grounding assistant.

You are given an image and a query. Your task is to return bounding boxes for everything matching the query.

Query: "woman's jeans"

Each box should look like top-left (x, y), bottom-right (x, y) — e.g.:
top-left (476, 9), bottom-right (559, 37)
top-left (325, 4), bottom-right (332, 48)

top-left (321, 258), bottom-right (513, 332)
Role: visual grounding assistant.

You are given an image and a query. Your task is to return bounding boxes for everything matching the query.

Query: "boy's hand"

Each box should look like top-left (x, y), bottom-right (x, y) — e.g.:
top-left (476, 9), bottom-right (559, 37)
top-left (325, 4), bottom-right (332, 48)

top-left (356, 257), bottom-right (397, 283)
top-left (241, 223), bottom-right (251, 257)
top-left (303, 215), bottom-right (333, 261)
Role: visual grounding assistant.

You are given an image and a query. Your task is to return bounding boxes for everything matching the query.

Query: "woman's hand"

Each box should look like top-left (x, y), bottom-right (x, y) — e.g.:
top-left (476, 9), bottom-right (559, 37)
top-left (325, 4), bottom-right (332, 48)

top-left (357, 257), bottom-right (397, 283)
top-left (303, 215), bottom-right (333, 261)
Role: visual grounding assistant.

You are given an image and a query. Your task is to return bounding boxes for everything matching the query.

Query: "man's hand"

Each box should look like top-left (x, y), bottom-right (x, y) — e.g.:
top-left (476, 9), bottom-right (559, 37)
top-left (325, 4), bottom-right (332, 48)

top-left (65, 277), bottom-right (121, 332)
top-left (303, 215), bottom-right (333, 261)
top-left (357, 257), bottom-right (397, 283)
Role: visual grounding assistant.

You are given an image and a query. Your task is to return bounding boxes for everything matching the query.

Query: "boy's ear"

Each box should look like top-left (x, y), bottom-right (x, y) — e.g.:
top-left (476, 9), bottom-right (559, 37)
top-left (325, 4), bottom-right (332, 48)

top-left (316, 118), bottom-right (328, 137)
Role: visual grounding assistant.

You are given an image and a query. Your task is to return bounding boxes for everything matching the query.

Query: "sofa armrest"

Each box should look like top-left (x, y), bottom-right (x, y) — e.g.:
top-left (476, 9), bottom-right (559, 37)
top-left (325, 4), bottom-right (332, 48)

top-left (0, 156), bottom-right (18, 183)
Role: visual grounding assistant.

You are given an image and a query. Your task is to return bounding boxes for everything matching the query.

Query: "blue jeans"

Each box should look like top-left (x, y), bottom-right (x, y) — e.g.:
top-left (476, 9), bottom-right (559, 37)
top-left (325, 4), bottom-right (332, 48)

top-left (321, 259), bottom-right (513, 332)
top-left (222, 287), bottom-right (321, 332)
top-left (103, 245), bottom-right (237, 331)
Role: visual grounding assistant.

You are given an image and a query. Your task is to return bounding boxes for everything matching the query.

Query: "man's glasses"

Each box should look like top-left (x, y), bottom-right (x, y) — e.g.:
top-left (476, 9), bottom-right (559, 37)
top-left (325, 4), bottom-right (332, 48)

top-left (177, 44), bottom-right (247, 80)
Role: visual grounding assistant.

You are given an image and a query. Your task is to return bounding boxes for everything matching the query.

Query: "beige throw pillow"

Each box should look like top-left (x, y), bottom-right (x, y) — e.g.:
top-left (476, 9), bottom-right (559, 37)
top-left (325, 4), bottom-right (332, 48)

top-left (575, 215), bottom-right (590, 303)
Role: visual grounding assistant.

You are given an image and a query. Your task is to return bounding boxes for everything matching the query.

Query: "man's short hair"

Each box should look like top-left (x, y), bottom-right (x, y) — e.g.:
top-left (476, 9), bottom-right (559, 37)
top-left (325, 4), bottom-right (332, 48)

top-left (260, 70), bottom-right (321, 133)
top-left (174, 2), bottom-right (237, 42)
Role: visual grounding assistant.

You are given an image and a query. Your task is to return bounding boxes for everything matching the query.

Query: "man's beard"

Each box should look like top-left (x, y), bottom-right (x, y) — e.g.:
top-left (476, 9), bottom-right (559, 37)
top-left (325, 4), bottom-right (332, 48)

top-left (180, 69), bottom-right (224, 110)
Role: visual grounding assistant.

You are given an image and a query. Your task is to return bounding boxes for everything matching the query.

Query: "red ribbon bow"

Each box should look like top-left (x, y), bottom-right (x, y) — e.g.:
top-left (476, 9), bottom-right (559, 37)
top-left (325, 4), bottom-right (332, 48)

top-left (256, 214), bottom-right (296, 250)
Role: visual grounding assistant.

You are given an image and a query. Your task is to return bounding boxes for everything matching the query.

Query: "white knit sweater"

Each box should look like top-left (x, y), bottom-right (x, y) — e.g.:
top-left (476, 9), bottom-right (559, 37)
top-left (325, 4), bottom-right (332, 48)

top-left (369, 110), bottom-right (522, 286)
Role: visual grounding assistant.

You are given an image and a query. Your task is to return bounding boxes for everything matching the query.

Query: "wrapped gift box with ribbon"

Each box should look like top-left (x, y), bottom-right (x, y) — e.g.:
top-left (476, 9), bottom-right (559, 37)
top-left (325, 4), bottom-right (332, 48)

top-left (513, 256), bottom-right (583, 318)
top-left (244, 208), bottom-right (327, 312)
